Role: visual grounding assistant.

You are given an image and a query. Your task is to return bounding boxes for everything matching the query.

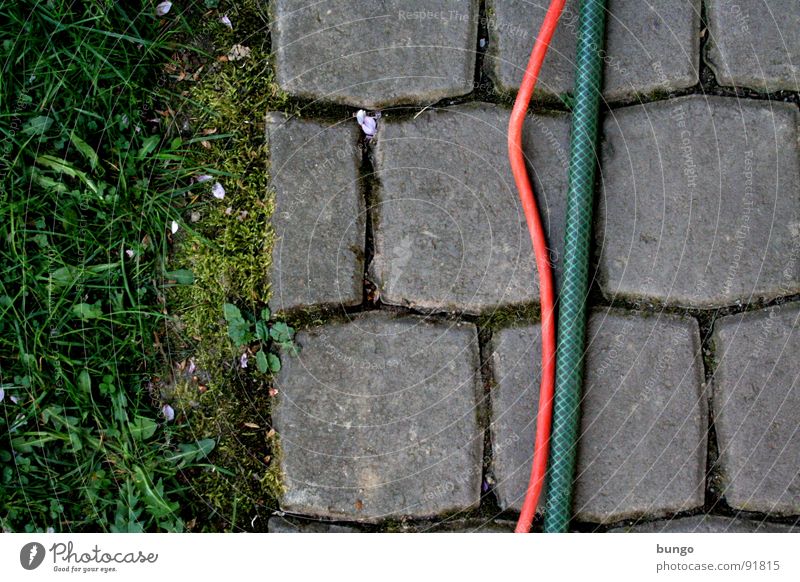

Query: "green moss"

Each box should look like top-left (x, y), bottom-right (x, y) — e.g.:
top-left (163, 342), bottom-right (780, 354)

top-left (477, 302), bottom-right (541, 331)
top-left (164, 1), bottom-right (300, 531)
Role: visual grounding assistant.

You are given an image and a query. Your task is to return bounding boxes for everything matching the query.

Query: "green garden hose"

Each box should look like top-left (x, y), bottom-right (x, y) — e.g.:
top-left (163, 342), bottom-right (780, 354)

top-left (544, 0), bottom-right (607, 533)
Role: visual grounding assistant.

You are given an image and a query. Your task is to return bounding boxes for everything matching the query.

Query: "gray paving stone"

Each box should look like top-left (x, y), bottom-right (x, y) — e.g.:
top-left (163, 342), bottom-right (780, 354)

top-left (370, 102), bottom-right (569, 315)
top-left (712, 303), bottom-right (800, 515)
top-left (609, 515), bottom-right (799, 532)
top-left (270, 0), bottom-right (479, 108)
top-left (706, 0), bottom-right (800, 92)
top-left (490, 309), bottom-right (706, 523)
top-left (267, 113), bottom-right (364, 312)
top-left (598, 96), bottom-right (800, 308)
top-left (485, 0), bottom-right (700, 102)
top-left (409, 519), bottom-right (516, 533)
top-left (267, 516), bottom-right (360, 533)
top-left (273, 311), bottom-right (483, 521)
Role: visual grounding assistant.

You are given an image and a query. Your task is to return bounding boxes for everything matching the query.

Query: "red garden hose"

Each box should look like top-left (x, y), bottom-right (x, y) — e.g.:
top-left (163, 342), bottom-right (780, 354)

top-left (507, 0), bottom-right (565, 534)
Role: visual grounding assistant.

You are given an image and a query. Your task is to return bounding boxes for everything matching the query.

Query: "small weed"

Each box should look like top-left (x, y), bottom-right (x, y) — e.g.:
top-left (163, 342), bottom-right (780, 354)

top-left (223, 303), bottom-right (297, 374)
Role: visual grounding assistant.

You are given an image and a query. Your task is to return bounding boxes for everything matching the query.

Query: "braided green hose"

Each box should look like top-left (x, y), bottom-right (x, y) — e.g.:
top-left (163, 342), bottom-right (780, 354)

top-left (544, 0), bottom-right (607, 533)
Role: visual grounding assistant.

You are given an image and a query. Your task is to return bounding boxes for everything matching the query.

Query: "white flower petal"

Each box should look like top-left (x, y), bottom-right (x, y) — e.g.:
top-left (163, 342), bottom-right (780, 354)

top-left (10, 395), bottom-right (18, 404)
top-left (356, 110), bottom-right (378, 137)
top-left (156, 1), bottom-right (172, 16)
top-left (196, 174), bottom-right (213, 183)
top-left (0, 387), bottom-right (4, 403)
top-left (125, 249), bottom-right (135, 258)
top-left (170, 220), bottom-right (179, 234)
top-left (162, 404), bottom-right (175, 421)
top-left (220, 15), bottom-right (232, 29)
top-left (212, 182), bottom-right (226, 199)
top-left (239, 353), bottom-right (248, 368)
top-left (227, 44), bottom-right (251, 61)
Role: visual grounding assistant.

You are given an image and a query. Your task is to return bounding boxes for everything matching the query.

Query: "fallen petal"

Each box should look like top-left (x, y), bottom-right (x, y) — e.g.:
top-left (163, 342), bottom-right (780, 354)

top-left (0, 387), bottom-right (4, 402)
top-left (125, 249), bottom-right (135, 258)
top-left (356, 110), bottom-right (378, 137)
top-left (220, 15), bottom-right (232, 29)
top-left (162, 404), bottom-right (175, 421)
top-left (227, 44), bottom-right (251, 61)
top-left (10, 395), bottom-right (19, 404)
top-left (212, 182), bottom-right (225, 199)
top-left (240, 353), bottom-right (248, 368)
top-left (196, 174), bottom-right (213, 183)
top-left (362, 117), bottom-right (377, 136)
top-left (171, 220), bottom-right (179, 234)
top-left (156, 1), bottom-right (172, 16)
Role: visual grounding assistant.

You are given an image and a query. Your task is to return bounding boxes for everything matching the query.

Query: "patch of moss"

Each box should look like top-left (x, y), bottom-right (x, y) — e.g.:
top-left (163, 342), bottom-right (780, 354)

top-left (477, 302), bottom-right (541, 331)
top-left (164, 1), bottom-right (299, 531)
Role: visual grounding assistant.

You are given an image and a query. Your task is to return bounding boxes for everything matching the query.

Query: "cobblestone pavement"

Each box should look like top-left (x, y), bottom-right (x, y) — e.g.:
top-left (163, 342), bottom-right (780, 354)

top-left (266, 0), bottom-right (800, 532)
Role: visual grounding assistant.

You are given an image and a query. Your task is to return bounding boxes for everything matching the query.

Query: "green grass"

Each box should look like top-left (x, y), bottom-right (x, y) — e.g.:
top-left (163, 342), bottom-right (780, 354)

top-left (0, 0), bottom-right (292, 532)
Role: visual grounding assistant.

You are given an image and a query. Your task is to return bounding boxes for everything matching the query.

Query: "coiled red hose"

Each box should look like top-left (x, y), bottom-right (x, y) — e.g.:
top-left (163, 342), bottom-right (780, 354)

top-left (507, 0), bottom-right (565, 534)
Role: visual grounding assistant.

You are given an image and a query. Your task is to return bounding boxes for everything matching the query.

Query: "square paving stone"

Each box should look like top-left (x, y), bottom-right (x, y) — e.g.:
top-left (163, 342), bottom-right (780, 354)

top-left (706, 0), bottom-right (800, 92)
top-left (270, 0), bottom-right (479, 108)
top-left (597, 95), bottom-right (800, 308)
top-left (485, 0), bottom-right (700, 102)
top-left (609, 515), bottom-right (798, 532)
top-left (273, 311), bottom-right (484, 521)
top-left (490, 309), bottom-right (706, 523)
top-left (267, 113), bottom-right (364, 312)
top-left (370, 102), bottom-right (570, 315)
top-left (712, 303), bottom-right (800, 515)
